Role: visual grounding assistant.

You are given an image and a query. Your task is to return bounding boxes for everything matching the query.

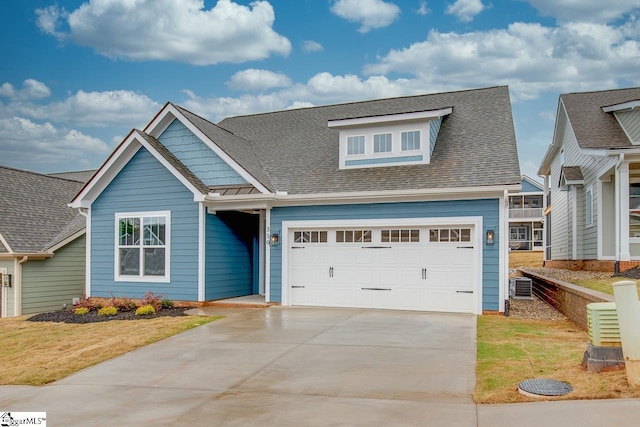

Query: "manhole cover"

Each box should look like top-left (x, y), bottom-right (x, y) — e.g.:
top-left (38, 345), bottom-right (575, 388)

top-left (518, 378), bottom-right (573, 397)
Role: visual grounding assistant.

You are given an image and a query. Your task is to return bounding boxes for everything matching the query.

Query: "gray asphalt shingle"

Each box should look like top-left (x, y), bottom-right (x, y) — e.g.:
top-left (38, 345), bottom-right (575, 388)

top-left (0, 166), bottom-right (85, 253)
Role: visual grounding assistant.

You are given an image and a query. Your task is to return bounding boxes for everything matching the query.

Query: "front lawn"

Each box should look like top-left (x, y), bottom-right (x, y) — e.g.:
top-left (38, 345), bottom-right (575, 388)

top-left (0, 313), bottom-right (219, 386)
top-left (475, 315), bottom-right (640, 403)
top-left (573, 277), bottom-right (640, 296)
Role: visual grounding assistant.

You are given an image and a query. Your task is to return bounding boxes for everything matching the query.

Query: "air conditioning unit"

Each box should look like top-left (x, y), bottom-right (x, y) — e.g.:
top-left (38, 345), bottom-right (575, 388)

top-left (509, 277), bottom-right (533, 300)
top-left (587, 302), bottom-right (622, 347)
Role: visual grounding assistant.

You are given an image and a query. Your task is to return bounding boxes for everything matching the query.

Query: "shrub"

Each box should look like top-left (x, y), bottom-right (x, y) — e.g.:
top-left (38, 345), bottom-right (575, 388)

top-left (141, 291), bottom-right (165, 311)
top-left (135, 304), bottom-right (156, 316)
top-left (74, 297), bottom-right (95, 310)
top-left (161, 299), bottom-right (174, 309)
top-left (98, 306), bottom-right (118, 316)
top-left (74, 307), bottom-right (89, 315)
top-left (109, 295), bottom-right (137, 312)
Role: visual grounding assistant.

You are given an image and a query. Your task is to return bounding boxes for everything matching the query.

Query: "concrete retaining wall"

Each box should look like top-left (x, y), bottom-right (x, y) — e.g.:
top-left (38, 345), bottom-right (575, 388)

top-left (518, 268), bottom-right (613, 330)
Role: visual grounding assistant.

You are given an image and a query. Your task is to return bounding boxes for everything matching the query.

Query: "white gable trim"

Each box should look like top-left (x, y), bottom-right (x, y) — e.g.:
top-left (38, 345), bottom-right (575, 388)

top-left (0, 233), bottom-right (13, 254)
top-left (328, 108), bottom-right (452, 128)
top-left (602, 100), bottom-right (640, 113)
top-left (48, 229), bottom-right (86, 253)
top-left (145, 104), bottom-right (271, 195)
top-left (70, 130), bottom-right (206, 209)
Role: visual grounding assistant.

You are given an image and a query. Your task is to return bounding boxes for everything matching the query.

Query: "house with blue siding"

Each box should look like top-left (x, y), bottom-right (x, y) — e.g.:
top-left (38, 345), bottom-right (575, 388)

top-left (71, 86), bottom-right (521, 314)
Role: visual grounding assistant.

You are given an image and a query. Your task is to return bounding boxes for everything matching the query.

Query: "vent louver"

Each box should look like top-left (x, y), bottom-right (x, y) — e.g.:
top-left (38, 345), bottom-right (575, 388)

top-left (509, 277), bottom-right (532, 300)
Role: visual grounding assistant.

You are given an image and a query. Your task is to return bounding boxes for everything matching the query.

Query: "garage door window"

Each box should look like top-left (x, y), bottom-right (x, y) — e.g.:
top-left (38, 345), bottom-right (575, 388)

top-left (336, 230), bottom-right (372, 243)
top-left (429, 228), bottom-right (471, 242)
top-left (294, 230), bottom-right (328, 243)
top-left (381, 229), bottom-right (419, 242)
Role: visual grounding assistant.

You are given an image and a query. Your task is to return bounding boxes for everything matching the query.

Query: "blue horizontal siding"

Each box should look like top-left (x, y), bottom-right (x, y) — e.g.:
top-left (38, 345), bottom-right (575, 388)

top-left (270, 198), bottom-right (501, 310)
top-left (159, 119), bottom-right (247, 186)
top-left (430, 117), bottom-right (442, 157)
top-left (345, 155), bottom-right (423, 167)
top-left (91, 146), bottom-right (199, 301)
top-left (205, 211), bottom-right (256, 300)
top-left (520, 178), bottom-right (542, 193)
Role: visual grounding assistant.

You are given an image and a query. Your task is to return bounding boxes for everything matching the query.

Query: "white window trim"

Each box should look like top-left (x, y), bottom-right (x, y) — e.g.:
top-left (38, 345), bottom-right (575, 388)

top-left (373, 133), bottom-right (392, 153)
top-left (114, 211), bottom-right (171, 283)
top-left (585, 185), bottom-right (594, 228)
top-left (346, 135), bottom-right (365, 156)
top-left (401, 130), bottom-right (421, 152)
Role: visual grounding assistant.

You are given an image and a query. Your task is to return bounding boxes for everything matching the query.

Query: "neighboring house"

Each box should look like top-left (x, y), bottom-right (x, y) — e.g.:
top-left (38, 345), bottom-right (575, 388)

top-left (538, 86), bottom-right (640, 271)
top-left (508, 176), bottom-right (544, 251)
top-left (70, 86), bottom-right (521, 314)
top-left (0, 166), bottom-right (88, 317)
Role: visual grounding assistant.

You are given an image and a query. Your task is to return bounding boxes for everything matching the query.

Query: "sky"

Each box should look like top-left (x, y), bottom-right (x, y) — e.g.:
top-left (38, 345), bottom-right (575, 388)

top-left (1, 0), bottom-right (639, 181)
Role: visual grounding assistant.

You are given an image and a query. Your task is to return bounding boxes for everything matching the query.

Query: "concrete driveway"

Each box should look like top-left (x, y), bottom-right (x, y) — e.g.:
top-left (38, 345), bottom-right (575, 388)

top-left (0, 307), bottom-right (477, 426)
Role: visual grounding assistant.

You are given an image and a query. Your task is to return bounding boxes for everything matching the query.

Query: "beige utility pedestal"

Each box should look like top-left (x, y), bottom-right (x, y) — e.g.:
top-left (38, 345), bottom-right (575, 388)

top-left (613, 280), bottom-right (640, 386)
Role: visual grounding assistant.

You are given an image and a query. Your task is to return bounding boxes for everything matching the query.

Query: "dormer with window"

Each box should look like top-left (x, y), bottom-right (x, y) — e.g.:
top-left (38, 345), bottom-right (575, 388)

top-left (329, 108), bottom-right (452, 169)
top-left (602, 100), bottom-right (640, 145)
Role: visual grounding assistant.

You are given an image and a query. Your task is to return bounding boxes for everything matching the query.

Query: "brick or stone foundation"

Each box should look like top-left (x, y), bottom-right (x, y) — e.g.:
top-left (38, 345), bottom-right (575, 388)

top-left (543, 259), bottom-right (640, 272)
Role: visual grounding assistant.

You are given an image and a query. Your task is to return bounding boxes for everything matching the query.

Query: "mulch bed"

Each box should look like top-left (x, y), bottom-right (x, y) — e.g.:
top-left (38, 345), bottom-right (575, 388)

top-left (28, 307), bottom-right (194, 324)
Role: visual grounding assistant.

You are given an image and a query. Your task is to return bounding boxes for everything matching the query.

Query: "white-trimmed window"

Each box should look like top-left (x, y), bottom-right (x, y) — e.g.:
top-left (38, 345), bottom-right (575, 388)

top-left (336, 230), bottom-right (372, 243)
top-left (373, 133), bottom-right (392, 153)
top-left (381, 229), bottom-right (420, 243)
top-left (294, 230), bottom-right (327, 243)
top-left (401, 131), bottom-right (420, 151)
top-left (430, 228), bottom-right (471, 242)
top-left (585, 185), bottom-right (593, 227)
top-left (116, 211), bottom-right (170, 281)
top-left (347, 136), bottom-right (365, 155)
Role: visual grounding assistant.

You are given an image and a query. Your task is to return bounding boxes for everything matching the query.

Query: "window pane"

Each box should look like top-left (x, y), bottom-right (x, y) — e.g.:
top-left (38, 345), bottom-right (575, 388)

top-left (401, 131), bottom-right (420, 151)
top-left (144, 248), bottom-right (165, 276)
top-left (390, 229), bottom-right (400, 242)
top-left (294, 231), bottom-right (302, 243)
top-left (374, 133), bottom-right (392, 153)
top-left (336, 231), bottom-right (344, 243)
top-left (430, 229), bottom-right (438, 242)
top-left (347, 136), bottom-right (365, 155)
top-left (461, 228), bottom-right (471, 242)
top-left (363, 230), bottom-right (372, 242)
top-left (411, 230), bottom-right (420, 242)
top-left (401, 229), bottom-right (410, 242)
top-left (440, 229), bottom-right (449, 242)
top-left (450, 229), bottom-right (460, 242)
top-left (320, 231), bottom-right (327, 243)
top-left (311, 231), bottom-right (319, 243)
top-left (119, 218), bottom-right (140, 246)
top-left (382, 230), bottom-right (390, 242)
top-left (119, 248), bottom-right (140, 275)
top-left (143, 216), bottom-right (165, 246)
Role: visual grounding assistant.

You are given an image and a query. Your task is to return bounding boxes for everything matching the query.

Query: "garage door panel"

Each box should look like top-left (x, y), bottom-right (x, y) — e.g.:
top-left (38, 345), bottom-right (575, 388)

top-left (288, 224), bottom-right (478, 313)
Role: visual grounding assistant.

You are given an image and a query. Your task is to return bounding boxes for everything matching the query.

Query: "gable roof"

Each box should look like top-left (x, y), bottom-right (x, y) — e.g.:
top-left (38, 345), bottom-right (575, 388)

top-left (0, 166), bottom-right (85, 254)
top-left (217, 86), bottom-right (520, 194)
top-left (48, 170), bottom-right (96, 183)
top-left (561, 87), bottom-right (640, 150)
top-left (560, 166), bottom-right (584, 186)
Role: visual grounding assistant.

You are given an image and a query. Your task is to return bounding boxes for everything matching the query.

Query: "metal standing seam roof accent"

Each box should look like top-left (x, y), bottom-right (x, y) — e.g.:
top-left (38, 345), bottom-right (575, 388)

top-left (561, 87), bottom-right (640, 150)
top-left (0, 166), bottom-right (86, 253)
top-left (208, 185), bottom-right (262, 196)
top-left (216, 85), bottom-right (521, 195)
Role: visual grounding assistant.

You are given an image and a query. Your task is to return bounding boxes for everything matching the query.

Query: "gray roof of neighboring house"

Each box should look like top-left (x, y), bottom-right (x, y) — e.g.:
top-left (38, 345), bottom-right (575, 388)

top-left (216, 86), bottom-right (520, 194)
top-left (561, 87), bottom-right (640, 149)
top-left (0, 166), bottom-right (85, 254)
top-left (48, 170), bottom-right (96, 183)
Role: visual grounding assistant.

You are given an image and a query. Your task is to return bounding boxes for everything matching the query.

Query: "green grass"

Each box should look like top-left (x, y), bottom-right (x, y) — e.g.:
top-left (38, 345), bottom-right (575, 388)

top-left (476, 315), bottom-right (640, 403)
top-left (573, 277), bottom-right (640, 296)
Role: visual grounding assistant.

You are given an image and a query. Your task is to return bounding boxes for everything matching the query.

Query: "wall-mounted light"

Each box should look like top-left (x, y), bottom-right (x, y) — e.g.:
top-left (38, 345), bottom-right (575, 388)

top-left (486, 230), bottom-right (495, 246)
top-left (269, 232), bottom-right (280, 247)
top-left (1, 273), bottom-right (11, 287)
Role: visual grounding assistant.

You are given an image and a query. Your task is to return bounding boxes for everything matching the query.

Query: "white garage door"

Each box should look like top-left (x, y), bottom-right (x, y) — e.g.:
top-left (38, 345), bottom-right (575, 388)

top-left (287, 225), bottom-right (479, 313)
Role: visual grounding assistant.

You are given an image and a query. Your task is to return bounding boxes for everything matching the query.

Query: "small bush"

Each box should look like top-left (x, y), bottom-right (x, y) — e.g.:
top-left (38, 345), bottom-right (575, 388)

top-left (74, 307), bottom-right (89, 315)
top-left (135, 304), bottom-right (156, 316)
top-left (98, 306), bottom-right (118, 316)
top-left (141, 291), bottom-right (165, 311)
top-left (74, 297), bottom-right (95, 310)
top-left (109, 295), bottom-right (137, 312)
top-left (161, 299), bottom-right (174, 309)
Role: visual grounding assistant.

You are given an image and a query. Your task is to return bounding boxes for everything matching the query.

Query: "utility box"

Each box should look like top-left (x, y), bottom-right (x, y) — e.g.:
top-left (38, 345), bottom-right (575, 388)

top-left (509, 277), bottom-right (533, 300)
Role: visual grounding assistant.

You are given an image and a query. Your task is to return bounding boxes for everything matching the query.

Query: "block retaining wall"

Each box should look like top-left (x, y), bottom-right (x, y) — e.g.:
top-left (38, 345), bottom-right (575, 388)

top-left (518, 268), bottom-right (613, 330)
top-left (543, 259), bottom-right (640, 273)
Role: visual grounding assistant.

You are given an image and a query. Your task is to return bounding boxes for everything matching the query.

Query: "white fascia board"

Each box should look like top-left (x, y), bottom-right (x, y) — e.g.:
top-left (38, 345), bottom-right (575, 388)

top-left (538, 98), bottom-right (565, 176)
top-left (0, 252), bottom-right (52, 260)
top-left (602, 148), bottom-right (640, 156)
top-left (146, 104), bottom-right (271, 195)
top-left (0, 233), bottom-right (13, 254)
top-left (602, 100), bottom-right (640, 113)
top-left (69, 131), bottom-right (141, 209)
top-left (328, 108), bottom-right (452, 128)
top-left (47, 229), bottom-right (86, 253)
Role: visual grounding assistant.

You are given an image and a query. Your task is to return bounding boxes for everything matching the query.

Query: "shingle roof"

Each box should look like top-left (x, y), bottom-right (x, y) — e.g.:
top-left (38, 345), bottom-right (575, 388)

top-left (561, 166), bottom-right (584, 182)
top-left (561, 87), bottom-right (640, 149)
top-left (216, 86), bottom-right (520, 194)
top-left (172, 104), bottom-right (274, 191)
top-left (0, 166), bottom-right (85, 253)
top-left (47, 170), bottom-right (96, 183)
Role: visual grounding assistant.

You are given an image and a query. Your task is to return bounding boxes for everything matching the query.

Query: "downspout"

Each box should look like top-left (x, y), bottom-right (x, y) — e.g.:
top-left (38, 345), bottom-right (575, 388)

top-left (265, 207), bottom-right (271, 303)
top-left (78, 208), bottom-right (91, 298)
top-left (500, 189), bottom-right (508, 313)
top-left (15, 256), bottom-right (28, 316)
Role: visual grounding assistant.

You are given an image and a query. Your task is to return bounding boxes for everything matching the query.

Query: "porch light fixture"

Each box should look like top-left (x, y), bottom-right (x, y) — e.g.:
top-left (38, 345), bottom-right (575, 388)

top-left (486, 230), bottom-right (495, 246)
top-left (269, 232), bottom-right (280, 247)
top-left (1, 273), bottom-right (11, 287)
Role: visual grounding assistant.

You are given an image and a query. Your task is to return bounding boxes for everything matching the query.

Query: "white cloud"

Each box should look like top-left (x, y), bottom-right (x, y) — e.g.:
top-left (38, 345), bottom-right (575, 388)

top-left (524, 0), bottom-right (640, 23)
top-left (0, 117), bottom-right (109, 169)
top-left (12, 89), bottom-right (160, 128)
top-left (445, 0), bottom-right (486, 23)
top-left (227, 69), bottom-right (292, 91)
top-left (331, 0), bottom-right (401, 33)
top-left (0, 79), bottom-right (51, 101)
top-left (364, 21), bottom-right (640, 101)
top-left (417, 1), bottom-right (431, 16)
top-left (35, 0), bottom-right (291, 65)
top-left (302, 40), bottom-right (324, 53)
